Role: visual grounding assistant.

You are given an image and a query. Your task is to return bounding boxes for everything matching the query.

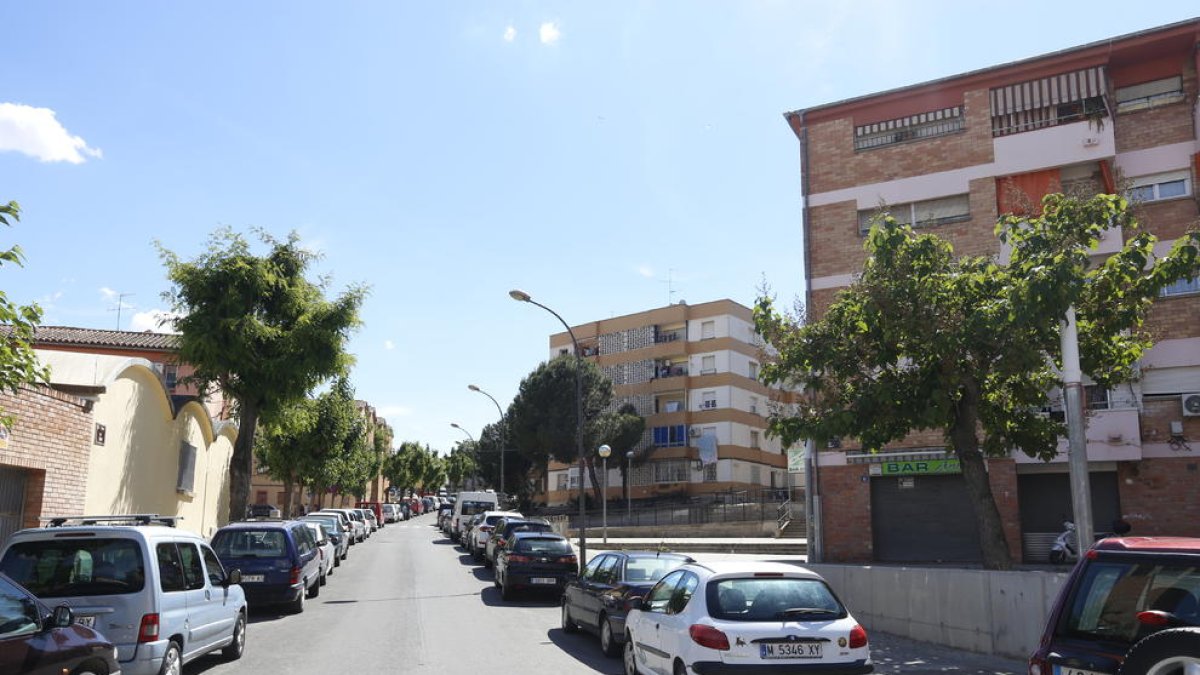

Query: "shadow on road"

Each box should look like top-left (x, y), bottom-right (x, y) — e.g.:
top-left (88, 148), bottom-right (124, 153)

top-left (545, 627), bottom-right (623, 674)
top-left (431, 537), bottom-right (456, 546)
top-left (479, 584), bottom-right (561, 608)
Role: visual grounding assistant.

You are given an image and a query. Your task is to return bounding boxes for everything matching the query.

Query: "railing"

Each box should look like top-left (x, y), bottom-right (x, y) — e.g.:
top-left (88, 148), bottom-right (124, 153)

top-left (655, 330), bottom-right (683, 344)
top-left (777, 499), bottom-right (792, 530)
top-left (655, 366), bottom-right (688, 379)
top-left (541, 489), bottom-right (799, 531)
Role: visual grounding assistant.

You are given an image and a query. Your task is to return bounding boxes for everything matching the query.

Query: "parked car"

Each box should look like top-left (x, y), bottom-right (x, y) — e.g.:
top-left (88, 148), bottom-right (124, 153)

top-left (211, 519), bottom-right (322, 614)
top-left (355, 508), bottom-right (379, 534)
top-left (313, 509), bottom-right (363, 544)
top-left (451, 491), bottom-right (498, 542)
top-left (1028, 537), bottom-right (1200, 675)
top-left (494, 532), bottom-right (578, 600)
top-left (302, 515), bottom-right (348, 563)
top-left (0, 514), bottom-right (247, 675)
top-left (438, 503), bottom-right (455, 533)
top-left (356, 501), bottom-right (385, 527)
top-left (622, 561), bottom-right (871, 675)
top-left (562, 551), bottom-right (694, 656)
top-left (485, 518), bottom-right (553, 568)
top-left (302, 521), bottom-right (336, 583)
top-left (0, 571), bottom-right (123, 675)
top-left (467, 510), bottom-right (524, 562)
top-left (381, 503), bottom-right (402, 523)
top-left (319, 509), bottom-right (367, 542)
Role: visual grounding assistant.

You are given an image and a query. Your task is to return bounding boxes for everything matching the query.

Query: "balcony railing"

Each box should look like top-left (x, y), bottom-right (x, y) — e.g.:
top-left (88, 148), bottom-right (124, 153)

top-left (655, 330), bottom-right (684, 344)
top-left (655, 365), bottom-right (688, 379)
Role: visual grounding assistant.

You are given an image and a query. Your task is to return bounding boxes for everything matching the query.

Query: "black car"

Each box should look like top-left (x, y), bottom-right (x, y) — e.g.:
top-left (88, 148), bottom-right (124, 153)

top-left (484, 518), bottom-right (554, 568)
top-left (493, 532), bottom-right (578, 600)
top-left (0, 571), bottom-right (121, 675)
top-left (561, 551), bottom-right (694, 656)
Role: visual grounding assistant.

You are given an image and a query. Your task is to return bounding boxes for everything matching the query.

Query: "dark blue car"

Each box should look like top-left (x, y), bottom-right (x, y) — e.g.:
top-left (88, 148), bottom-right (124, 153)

top-left (211, 520), bottom-right (322, 613)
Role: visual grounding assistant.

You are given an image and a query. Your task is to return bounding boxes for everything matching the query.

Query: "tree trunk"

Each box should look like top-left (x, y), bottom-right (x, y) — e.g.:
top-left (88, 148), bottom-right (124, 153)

top-left (586, 457), bottom-right (604, 506)
top-left (949, 391), bottom-right (1013, 571)
top-left (227, 399), bottom-right (260, 521)
top-left (281, 477), bottom-right (294, 519)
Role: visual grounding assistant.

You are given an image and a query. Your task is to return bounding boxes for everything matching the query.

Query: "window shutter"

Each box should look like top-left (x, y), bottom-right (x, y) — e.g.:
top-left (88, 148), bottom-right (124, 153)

top-left (176, 442), bottom-right (197, 494)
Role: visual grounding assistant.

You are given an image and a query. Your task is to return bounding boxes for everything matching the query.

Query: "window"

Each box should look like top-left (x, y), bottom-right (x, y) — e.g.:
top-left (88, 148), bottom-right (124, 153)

top-left (1128, 171), bottom-right (1190, 203)
top-left (2, 538), bottom-right (145, 597)
top-left (582, 555), bottom-right (606, 581)
top-left (750, 430), bottom-right (760, 449)
top-left (200, 545), bottom-right (226, 586)
top-left (703, 463), bottom-right (717, 482)
top-left (176, 442), bottom-right (197, 495)
top-left (751, 465), bottom-right (762, 485)
top-left (749, 362), bottom-right (760, 379)
top-left (256, 491), bottom-right (268, 504)
top-left (1085, 385), bottom-right (1110, 411)
top-left (1116, 76), bottom-right (1184, 112)
top-left (701, 391), bottom-right (717, 409)
top-left (1161, 276), bottom-right (1200, 298)
top-left (157, 543), bottom-right (187, 593)
top-left (707, 578), bottom-right (845, 622)
top-left (0, 577), bottom-right (39, 639)
top-left (854, 105), bottom-right (964, 151)
top-left (596, 555), bottom-right (620, 584)
top-left (859, 194), bottom-right (970, 234)
top-left (652, 425), bottom-right (687, 447)
top-left (645, 570), bottom-right (684, 613)
top-left (177, 543), bottom-right (207, 590)
top-left (654, 459), bottom-right (691, 483)
top-left (668, 572), bottom-right (700, 614)
top-left (701, 355), bottom-right (716, 375)
top-left (701, 320), bottom-right (715, 340)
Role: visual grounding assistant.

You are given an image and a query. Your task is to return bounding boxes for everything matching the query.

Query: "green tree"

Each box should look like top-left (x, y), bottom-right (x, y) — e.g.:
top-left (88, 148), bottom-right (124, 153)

top-left (0, 201), bottom-right (48, 422)
top-left (254, 397), bottom-right (316, 517)
top-left (755, 193), bottom-right (1200, 570)
top-left (304, 378), bottom-right (364, 508)
top-left (589, 403), bottom-right (646, 502)
top-left (506, 355), bottom-right (613, 503)
top-left (444, 444), bottom-right (477, 490)
top-left (158, 229), bottom-right (366, 519)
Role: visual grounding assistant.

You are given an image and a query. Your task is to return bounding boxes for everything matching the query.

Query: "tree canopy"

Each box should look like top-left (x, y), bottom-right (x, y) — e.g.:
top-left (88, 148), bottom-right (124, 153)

top-left (755, 193), bottom-right (1200, 570)
top-left (0, 201), bottom-right (48, 423)
top-left (158, 228), bottom-right (366, 518)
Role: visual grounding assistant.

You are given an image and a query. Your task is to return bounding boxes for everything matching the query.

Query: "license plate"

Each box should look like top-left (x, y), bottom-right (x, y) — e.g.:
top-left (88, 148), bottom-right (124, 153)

top-left (241, 574), bottom-right (265, 583)
top-left (531, 577), bottom-right (557, 585)
top-left (1054, 667), bottom-right (1108, 675)
top-left (76, 615), bottom-right (96, 628)
top-left (760, 642), bottom-right (823, 659)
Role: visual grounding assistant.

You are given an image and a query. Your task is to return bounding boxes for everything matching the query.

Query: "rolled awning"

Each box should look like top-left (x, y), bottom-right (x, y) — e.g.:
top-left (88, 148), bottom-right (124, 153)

top-left (990, 66), bottom-right (1108, 116)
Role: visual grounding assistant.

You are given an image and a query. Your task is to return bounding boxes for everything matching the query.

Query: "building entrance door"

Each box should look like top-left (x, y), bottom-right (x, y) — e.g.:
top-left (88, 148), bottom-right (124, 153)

top-left (0, 466), bottom-right (26, 547)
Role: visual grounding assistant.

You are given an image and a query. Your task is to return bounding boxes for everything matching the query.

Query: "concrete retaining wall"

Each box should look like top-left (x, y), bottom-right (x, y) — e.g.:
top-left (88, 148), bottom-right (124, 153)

top-left (807, 563), bottom-right (1070, 660)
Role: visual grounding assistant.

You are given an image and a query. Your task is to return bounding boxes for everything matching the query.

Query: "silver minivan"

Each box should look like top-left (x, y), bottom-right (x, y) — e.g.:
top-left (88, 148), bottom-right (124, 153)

top-left (0, 514), bottom-right (247, 675)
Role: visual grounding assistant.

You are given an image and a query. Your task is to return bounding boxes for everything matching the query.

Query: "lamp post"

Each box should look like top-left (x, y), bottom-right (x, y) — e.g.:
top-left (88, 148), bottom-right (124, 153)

top-left (469, 384), bottom-right (507, 498)
top-left (510, 289), bottom-right (588, 572)
top-left (450, 423), bottom-right (476, 490)
top-left (598, 444), bottom-right (611, 543)
top-left (626, 450), bottom-right (634, 523)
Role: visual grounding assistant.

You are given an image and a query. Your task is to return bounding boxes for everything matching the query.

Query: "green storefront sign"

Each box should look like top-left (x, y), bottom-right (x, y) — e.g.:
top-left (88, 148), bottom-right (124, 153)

top-left (875, 458), bottom-right (960, 476)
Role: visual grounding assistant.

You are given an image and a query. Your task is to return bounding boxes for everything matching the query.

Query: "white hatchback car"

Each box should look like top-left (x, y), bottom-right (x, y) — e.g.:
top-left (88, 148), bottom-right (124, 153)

top-left (623, 561), bottom-right (872, 675)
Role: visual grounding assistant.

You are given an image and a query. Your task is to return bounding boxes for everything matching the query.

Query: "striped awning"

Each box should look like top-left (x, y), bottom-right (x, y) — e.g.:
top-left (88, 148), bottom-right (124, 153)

top-left (990, 66), bottom-right (1108, 115)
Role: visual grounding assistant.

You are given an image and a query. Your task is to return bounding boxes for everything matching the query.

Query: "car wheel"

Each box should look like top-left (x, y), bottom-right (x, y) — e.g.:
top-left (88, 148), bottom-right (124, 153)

top-left (484, 555), bottom-right (493, 568)
top-left (159, 641), bottom-right (182, 675)
top-left (501, 576), bottom-right (514, 601)
top-left (493, 570), bottom-right (501, 589)
top-left (673, 659), bottom-right (687, 675)
top-left (1118, 628), bottom-right (1200, 675)
top-left (623, 635), bottom-right (639, 675)
top-left (290, 586), bottom-right (306, 614)
top-left (308, 576), bottom-right (321, 598)
top-left (223, 612), bottom-right (246, 660)
top-left (1049, 548), bottom-right (1066, 565)
top-left (334, 554), bottom-right (341, 568)
top-left (561, 600), bottom-right (578, 633)
top-left (320, 570), bottom-right (328, 585)
top-left (601, 613), bottom-right (620, 657)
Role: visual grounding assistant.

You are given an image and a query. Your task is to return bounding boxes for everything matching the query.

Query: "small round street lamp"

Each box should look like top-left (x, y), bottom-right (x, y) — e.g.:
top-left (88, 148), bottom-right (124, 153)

top-left (598, 444), bottom-right (612, 543)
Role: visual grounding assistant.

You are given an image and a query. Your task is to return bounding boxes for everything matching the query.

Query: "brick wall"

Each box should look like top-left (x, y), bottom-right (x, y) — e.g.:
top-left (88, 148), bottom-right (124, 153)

top-left (987, 459), bottom-right (1022, 560)
top-left (1145, 294), bottom-right (1200, 342)
top-left (0, 385), bottom-right (92, 528)
top-left (1118, 457), bottom-right (1200, 536)
top-left (1114, 66), bottom-right (1197, 153)
top-left (1130, 197), bottom-right (1200, 243)
top-left (818, 464), bottom-right (873, 562)
top-left (1140, 398), bottom-right (1200, 445)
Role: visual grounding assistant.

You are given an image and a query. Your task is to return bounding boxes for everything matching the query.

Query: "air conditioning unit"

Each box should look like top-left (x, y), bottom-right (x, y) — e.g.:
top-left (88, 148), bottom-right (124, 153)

top-left (826, 437), bottom-right (842, 449)
top-left (702, 400), bottom-right (717, 409)
top-left (688, 427), bottom-right (702, 438)
top-left (1183, 393), bottom-right (1200, 417)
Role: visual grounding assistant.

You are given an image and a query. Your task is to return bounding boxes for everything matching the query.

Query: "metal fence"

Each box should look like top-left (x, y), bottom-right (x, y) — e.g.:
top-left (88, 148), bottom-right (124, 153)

top-left (539, 489), bottom-right (800, 531)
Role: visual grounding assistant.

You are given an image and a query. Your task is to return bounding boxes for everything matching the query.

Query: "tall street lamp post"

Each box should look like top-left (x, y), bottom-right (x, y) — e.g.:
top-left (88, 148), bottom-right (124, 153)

top-left (469, 384), bottom-right (506, 498)
top-left (510, 289), bottom-right (587, 572)
top-left (598, 444), bottom-right (611, 543)
top-left (450, 423), bottom-right (476, 490)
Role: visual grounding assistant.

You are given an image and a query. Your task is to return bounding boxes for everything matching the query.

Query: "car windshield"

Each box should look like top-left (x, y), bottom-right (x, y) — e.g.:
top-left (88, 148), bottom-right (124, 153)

top-left (1, 538), bottom-right (146, 597)
top-left (625, 555), bottom-right (690, 583)
top-left (1060, 558), bottom-right (1200, 644)
top-left (515, 538), bottom-right (573, 555)
top-left (706, 577), bottom-right (845, 622)
top-left (212, 530), bottom-right (288, 558)
top-left (460, 501), bottom-right (493, 516)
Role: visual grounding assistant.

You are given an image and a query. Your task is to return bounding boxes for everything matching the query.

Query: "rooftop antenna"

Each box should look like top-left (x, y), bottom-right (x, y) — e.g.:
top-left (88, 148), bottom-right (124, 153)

top-left (108, 293), bottom-right (135, 330)
top-left (659, 268), bottom-right (678, 306)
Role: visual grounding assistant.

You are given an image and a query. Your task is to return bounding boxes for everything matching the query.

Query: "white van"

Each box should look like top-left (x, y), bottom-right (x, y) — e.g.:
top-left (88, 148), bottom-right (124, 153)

top-left (450, 491), bottom-right (498, 543)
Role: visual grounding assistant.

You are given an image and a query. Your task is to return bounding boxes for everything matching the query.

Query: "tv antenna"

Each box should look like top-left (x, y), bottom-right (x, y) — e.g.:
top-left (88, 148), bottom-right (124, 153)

top-left (659, 268), bottom-right (678, 305)
top-left (108, 293), bottom-right (135, 330)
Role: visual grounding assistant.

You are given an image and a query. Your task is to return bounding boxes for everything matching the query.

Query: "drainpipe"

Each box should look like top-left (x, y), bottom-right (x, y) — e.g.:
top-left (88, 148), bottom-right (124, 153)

top-left (795, 109), bottom-right (822, 564)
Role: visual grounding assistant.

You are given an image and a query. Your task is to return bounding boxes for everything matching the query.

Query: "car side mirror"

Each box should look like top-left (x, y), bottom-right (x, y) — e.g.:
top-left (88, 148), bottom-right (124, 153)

top-left (626, 597), bottom-right (645, 612)
top-left (51, 605), bottom-right (73, 628)
top-left (226, 569), bottom-right (242, 586)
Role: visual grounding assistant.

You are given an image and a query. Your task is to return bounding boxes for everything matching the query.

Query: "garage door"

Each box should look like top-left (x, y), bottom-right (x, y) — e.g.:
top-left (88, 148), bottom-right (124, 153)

top-left (871, 474), bottom-right (981, 563)
top-left (1018, 471), bottom-right (1120, 563)
top-left (0, 467), bottom-right (26, 548)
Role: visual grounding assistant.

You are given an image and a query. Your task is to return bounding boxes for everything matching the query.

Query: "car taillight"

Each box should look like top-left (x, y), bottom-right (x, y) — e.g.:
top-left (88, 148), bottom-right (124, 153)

top-left (849, 623), bottom-right (868, 649)
top-left (558, 555), bottom-right (577, 565)
top-left (289, 566), bottom-right (301, 585)
top-left (480, 525), bottom-right (493, 533)
top-left (689, 624), bottom-right (730, 651)
top-left (137, 613), bottom-right (160, 643)
top-left (1028, 655), bottom-right (1046, 675)
top-left (496, 538), bottom-right (506, 547)
top-left (509, 554), bottom-right (533, 563)
top-left (1137, 610), bottom-right (1171, 626)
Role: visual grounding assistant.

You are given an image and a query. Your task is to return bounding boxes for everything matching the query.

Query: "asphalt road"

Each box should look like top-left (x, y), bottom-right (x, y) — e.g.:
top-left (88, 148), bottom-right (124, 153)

top-left (184, 513), bottom-right (1028, 674)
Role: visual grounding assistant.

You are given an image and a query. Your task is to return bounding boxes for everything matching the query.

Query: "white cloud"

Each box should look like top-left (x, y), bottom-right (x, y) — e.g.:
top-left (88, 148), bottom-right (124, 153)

top-left (0, 103), bottom-right (101, 164)
top-left (99, 287), bottom-right (118, 301)
top-left (637, 265), bottom-right (655, 278)
top-left (539, 22), bottom-right (561, 45)
top-left (130, 310), bottom-right (181, 333)
top-left (384, 340), bottom-right (395, 351)
top-left (503, 25), bottom-right (516, 42)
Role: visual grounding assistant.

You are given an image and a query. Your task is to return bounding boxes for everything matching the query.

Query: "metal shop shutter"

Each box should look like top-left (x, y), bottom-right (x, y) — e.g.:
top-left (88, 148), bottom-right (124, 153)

top-left (0, 467), bottom-right (26, 548)
top-left (870, 474), bottom-right (981, 563)
top-left (1017, 471), bottom-right (1120, 563)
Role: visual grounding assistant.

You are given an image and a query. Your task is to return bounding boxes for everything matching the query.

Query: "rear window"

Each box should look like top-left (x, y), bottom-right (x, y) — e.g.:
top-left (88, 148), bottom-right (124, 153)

top-left (1, 538), bottom-right (146, 597)
top-left (514, 537), bottom-right (573, 555)
top-left (212, 530), bottom-right (289, 558)
top-left (625, 555), bottom-right (690, 583)
top-left (706, 577), bottom-right (845, 622)
top-left (460, 500), bottom-right (493, 516)
top-left (484, 515), bottom-right (507, 526)
top-left (508, 523), bottom-right (552, 536)
top-left (1060, 558), bottom-right (1200, 644)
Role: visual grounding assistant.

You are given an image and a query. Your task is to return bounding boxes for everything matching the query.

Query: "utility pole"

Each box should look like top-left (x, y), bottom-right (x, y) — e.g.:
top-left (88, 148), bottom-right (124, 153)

top-left (1061, 306), bottom-right (1094, 551)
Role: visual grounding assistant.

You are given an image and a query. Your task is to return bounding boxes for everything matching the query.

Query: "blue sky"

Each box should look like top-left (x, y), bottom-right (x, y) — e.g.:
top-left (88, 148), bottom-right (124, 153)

top-left (2, 2), bottom-right (1196, 454)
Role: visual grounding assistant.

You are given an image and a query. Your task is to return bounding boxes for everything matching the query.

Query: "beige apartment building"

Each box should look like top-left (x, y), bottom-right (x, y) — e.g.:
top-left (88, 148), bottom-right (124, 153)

top-left (540, 299), bottom-right (799, 506)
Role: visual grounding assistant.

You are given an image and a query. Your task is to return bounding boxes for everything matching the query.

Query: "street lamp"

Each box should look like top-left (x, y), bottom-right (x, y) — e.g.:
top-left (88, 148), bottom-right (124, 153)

top-left (510, 288), bottom-right (588, 572)
top-left (598, 444), bottom-right (611, 543)
top-left (626, 450), bottom-right (635, 522)
top-left (450, 423), bottom-right (476, 491)
top-left (469, 384), bottom-right (507, 498)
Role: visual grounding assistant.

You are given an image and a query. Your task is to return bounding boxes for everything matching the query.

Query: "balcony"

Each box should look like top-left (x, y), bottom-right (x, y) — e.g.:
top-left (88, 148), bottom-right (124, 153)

top-left (992, 118), bottom-right (1115, 177)
top-left (654, 365), bottom-right (688, 379)
top-left (655, 329), bottom-right (684, 344)
top-left (1014, 408), bottom-right (1142, 464)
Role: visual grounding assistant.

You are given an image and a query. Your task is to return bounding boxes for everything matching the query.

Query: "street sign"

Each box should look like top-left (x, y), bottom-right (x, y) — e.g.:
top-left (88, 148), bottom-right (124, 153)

top-left (787, 446), bottom-right (805, 473)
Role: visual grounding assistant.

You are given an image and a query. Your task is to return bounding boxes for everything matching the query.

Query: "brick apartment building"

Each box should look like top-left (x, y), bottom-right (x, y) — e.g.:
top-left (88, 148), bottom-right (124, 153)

top-left (785, 19), bottom-right (1200, 563)
top-left (540, 300), bottom-right (799, 506)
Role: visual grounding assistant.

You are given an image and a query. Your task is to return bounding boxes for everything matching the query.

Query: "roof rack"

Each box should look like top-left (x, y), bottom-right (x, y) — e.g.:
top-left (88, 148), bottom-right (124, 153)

top-left (43, 514), bottom-right (181, 528)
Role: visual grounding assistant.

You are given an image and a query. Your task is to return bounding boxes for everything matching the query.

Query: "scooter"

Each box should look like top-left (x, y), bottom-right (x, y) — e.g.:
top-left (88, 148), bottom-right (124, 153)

top-left (1049, 518), bottom-right (1132, 564)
